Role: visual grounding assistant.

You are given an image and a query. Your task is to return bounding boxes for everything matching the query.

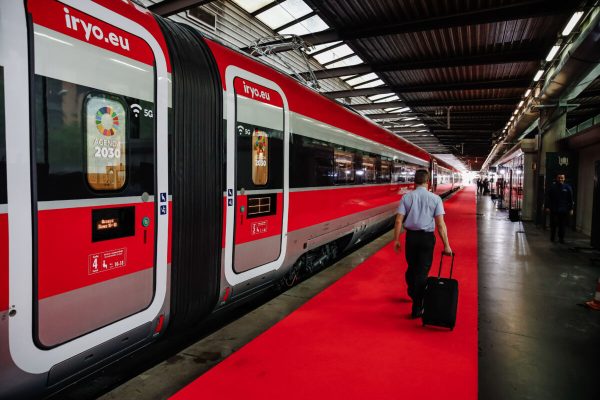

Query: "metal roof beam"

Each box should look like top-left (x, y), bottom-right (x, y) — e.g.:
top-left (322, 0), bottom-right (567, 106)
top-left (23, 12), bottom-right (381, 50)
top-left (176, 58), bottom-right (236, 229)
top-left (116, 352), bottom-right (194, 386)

top-left (303, 48), bottom-right (544, 79)
top-left (148, 0), bottom-right (214, 17)
top-left (325, 79), bottom-right (530, 98)
top-left (261, 1), bottom-right (574, 52)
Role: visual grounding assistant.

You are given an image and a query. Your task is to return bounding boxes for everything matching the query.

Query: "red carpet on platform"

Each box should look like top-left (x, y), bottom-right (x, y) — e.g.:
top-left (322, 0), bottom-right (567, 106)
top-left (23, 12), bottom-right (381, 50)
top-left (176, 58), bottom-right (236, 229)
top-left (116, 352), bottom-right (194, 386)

top-left (172, 186), bottom-right (477, 400)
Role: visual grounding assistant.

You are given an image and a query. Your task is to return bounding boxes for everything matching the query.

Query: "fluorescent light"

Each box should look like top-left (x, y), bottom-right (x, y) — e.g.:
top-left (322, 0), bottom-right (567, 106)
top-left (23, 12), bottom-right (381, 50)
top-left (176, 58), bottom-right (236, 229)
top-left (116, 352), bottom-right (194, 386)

top-left (402, 117), bottom-right (418, 121)
top-left (562, 11), bottom-right (584, 36)
top-left (545, 45), bottom-right (560, 61)
top-left (510, 115), bottom-right (515, 121)
top-left (513, 109), bottom-right (518, 115)
top-left (518, 100), bottom-right (524, 108)
top-left (533, 69), bottom-right (544, 81)
top-left (525, 89), bottom-right (532, 97)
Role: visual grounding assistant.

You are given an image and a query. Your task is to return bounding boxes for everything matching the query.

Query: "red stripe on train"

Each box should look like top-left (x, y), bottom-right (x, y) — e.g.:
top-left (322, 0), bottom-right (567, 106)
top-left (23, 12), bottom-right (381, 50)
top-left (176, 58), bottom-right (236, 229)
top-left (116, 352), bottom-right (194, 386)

top-left (28, 0), bottom-right (157, 68)
top-left (288, 184), bottom-right (407, 231)
top-left (37, 203), bottom-right (155, 299)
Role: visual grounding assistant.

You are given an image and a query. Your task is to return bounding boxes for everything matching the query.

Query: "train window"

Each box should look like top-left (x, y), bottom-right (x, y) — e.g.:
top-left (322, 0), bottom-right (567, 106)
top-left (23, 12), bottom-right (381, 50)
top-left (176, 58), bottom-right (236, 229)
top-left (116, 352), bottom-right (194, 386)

top-left (378, 158), bottom-right (392, 183)
top-left (251, 129), bottom-right (269, 185)
top-left (85, 95), bottom-right (127, 191)
top-left (289, 135), bottom-right (333, 188)
top-left (361, 154), bottom-right (376, 183)
top-left (334, 148), bottom-right (355, 184)
top-left (247, 193), bottom-right (277, 218)
top-left (234, 79), bottom-right (283, 191)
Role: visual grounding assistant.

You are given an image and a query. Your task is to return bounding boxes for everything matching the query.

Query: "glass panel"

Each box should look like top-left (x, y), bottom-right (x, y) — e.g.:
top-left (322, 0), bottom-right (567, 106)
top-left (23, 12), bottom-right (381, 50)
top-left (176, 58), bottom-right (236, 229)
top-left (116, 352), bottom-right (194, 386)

top-left (86, 96), bottom-right (127, 191)
top-left (361, 154), bottom-right (376, 183)
top-left (232, 0), bottom-right (275, 13)
top-left (379, 158), bottom-right (392, 183)
top-left (252, 129), bottom-right (269, 185)
top-left (374, 95), bottom-right (400, 103)
top-left (326, 56), bottom-right (363, 69)
top-left (369, 93), bottom-right (395, 101)
top-left (257, 0), bottom-right (311, 29)
top-left (345, 73), bottom-right (378, 86)
top-left (313, 44), bottom-right (353, 65)
top-left (279, 15), bottom-right (328, 35)
top-left (334, 148), bottom-right (355, 184)
top-left (305, 41), bottom-right (342, 55)
top-left (354, 79), bottom-right (385, 89)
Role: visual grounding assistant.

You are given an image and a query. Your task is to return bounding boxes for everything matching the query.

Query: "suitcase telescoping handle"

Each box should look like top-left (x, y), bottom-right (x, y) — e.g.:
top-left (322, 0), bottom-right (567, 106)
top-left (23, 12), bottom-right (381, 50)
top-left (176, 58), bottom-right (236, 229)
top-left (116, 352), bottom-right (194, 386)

top-left (437, 252), bottom-right (455, 279)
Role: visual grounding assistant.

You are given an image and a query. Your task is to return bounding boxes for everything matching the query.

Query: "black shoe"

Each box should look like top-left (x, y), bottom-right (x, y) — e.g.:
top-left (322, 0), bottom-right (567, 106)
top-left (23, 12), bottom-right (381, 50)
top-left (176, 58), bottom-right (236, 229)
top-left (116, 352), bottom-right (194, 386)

top-left (411, 306), bottom-right (423, 319)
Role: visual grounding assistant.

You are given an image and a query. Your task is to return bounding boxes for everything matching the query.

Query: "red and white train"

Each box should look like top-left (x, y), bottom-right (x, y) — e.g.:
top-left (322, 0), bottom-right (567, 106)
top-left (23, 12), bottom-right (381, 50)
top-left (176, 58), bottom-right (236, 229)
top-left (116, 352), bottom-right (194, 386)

top-left (0, 1), bottom-right (461, 397)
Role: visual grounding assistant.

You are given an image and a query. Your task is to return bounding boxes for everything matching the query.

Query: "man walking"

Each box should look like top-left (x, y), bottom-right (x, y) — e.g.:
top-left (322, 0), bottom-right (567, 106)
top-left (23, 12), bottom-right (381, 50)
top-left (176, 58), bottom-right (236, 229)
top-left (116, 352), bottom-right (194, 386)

top-left (394, 169), bottom-right (452, 318)
top-left (544, 173), bottom-right (574, 243)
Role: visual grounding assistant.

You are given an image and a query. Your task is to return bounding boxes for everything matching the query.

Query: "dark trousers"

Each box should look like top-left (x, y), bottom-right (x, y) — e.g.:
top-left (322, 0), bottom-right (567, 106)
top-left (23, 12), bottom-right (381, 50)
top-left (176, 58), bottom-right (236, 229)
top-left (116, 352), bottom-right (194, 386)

top-left (405, 230), bottom-right (436, 310)
top-left (550, 212), bottom-right (569, 241)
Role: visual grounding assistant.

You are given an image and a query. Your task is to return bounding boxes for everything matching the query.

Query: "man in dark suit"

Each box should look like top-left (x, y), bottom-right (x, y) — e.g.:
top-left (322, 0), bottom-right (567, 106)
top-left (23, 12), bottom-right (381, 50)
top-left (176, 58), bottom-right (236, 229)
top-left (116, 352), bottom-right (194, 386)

top-left (544, 174), bottom-right (574, 243)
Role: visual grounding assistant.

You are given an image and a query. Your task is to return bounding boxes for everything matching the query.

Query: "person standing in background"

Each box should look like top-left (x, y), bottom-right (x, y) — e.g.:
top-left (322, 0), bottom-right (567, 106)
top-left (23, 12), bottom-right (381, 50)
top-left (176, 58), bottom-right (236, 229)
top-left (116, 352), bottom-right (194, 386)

top-left (545, 174), bottom-right (574, 243)
top-left (394, 169), bottom-right (452, 318)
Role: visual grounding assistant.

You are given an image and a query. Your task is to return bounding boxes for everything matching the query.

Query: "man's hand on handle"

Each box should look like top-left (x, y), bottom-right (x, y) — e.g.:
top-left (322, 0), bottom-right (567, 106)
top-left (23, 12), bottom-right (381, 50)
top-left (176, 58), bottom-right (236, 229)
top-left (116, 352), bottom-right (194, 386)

top-left (443, 246), bottom-right (453, 256)
top-left (394, 240), bottom-right (402, 253)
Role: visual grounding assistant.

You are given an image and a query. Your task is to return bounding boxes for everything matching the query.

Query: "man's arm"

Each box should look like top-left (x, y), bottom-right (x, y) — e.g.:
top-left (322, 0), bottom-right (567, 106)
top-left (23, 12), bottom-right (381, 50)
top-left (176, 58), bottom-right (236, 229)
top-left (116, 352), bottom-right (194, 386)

top-left (393, 213), bottom-right (405, 252)
top-left (434, 215), bottom-right (452, 255)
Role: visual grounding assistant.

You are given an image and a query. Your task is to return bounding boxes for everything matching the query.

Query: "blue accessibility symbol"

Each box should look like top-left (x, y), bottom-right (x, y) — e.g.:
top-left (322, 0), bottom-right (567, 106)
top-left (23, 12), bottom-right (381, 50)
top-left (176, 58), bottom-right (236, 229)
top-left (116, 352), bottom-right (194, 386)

top-left (160, 205), bottom-right (167, 215)
top-left (228, 199), bottom-right (233, 206)
top-left (160, 192), bottom-right (167, 202)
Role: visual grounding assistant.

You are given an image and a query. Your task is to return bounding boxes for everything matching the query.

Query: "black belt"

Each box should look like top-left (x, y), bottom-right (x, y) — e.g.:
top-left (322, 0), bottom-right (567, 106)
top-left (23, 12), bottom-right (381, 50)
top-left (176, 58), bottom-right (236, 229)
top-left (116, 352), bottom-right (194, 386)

top-left (406, 229), bottom-right (433, 233)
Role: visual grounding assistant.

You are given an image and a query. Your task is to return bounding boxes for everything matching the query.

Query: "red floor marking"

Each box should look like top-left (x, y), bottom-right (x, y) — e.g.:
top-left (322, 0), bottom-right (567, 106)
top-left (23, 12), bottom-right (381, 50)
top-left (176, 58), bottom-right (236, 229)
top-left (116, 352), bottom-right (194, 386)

top-left (171, 185), bottom-right (478, 400)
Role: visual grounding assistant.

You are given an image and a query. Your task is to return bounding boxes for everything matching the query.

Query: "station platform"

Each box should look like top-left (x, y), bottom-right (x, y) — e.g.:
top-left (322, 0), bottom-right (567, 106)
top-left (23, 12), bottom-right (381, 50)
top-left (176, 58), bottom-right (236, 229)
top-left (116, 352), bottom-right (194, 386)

top-left (96, 185), bottom-right (600, 400)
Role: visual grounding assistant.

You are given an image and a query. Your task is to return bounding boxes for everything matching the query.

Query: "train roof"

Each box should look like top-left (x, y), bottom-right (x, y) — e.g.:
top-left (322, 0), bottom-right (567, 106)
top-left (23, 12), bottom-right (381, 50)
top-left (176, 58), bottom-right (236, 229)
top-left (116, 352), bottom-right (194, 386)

top-left (202, 36), bottom-right (432, 164)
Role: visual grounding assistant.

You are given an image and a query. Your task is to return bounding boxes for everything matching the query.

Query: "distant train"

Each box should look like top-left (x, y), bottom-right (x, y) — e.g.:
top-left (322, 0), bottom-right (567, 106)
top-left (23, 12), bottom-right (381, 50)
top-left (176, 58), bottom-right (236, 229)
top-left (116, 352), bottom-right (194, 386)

top-left (0, 1), bottom-right (461, 397)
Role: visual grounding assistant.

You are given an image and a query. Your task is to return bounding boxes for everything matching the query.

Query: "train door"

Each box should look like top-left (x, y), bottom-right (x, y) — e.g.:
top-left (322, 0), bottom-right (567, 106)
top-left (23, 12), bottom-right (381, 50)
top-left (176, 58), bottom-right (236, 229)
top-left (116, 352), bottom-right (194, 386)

top-left (224, 68), bottom-right (289, 284)
top-left (592, 161), bottom-right (600, 249)
top-left (3, 0), bottom-right (169, 375)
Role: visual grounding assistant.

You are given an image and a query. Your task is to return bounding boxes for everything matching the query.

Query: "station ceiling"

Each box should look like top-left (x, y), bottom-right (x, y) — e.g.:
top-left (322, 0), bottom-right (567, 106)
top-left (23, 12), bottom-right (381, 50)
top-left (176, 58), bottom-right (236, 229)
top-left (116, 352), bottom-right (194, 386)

top-left (148, 0), bottom-right (599, 171)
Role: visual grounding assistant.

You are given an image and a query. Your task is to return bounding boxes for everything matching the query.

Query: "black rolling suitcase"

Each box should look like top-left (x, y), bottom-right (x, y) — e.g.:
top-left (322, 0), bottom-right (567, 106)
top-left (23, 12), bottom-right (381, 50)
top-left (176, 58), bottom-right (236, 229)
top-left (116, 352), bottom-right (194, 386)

top-left (422, 252), bottom-right (458, 330)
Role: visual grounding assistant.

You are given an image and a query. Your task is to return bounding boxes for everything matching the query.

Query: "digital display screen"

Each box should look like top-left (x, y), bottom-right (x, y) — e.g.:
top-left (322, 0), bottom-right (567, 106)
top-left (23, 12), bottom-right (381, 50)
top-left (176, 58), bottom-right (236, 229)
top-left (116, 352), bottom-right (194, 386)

top-left (92, 206), bottom-right (135, 242)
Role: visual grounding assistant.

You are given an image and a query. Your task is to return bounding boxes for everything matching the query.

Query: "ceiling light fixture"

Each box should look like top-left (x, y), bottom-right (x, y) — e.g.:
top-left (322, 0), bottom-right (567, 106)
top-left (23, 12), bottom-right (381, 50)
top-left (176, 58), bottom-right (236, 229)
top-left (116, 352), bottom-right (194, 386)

top-left (533, 70), bottom-right (544, 81)
top-left (562, 11), bottom-right (584, 36)
top-left (545, 45), bottom-right (560, 62)
top-left (524, 88), bottom-right (532, 97)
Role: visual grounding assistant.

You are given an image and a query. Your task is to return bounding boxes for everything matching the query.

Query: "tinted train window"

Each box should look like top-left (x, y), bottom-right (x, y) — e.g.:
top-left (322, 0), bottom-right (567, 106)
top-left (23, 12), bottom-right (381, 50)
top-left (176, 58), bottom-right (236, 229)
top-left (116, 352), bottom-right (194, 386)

top-left (378, 157), bottom-right (392, 183)
top-left (334, 148), bottom-right (355, 184)
top-left (0, 67), bottom-right (6, 204)
top-left (289, 135), bottom-right (333, 188)
top-left (361, 154), bottom-right (376, 184)
top-left (34, 77), bottom-right (155, 201)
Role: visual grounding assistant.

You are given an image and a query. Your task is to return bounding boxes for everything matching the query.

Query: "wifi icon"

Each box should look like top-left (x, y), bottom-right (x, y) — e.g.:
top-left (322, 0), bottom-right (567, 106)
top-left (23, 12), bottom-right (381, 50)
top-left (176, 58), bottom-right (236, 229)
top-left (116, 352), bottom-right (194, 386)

top-left (130, 104), bottom-right (142, 117)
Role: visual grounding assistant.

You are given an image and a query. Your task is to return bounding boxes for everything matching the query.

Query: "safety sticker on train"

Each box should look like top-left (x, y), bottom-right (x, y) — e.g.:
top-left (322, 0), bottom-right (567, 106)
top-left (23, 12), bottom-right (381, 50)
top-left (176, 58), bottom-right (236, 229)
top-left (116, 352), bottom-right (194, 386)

top-left (251, 221), bottom-right (268, 235)
top-left (88, 248), bottom-right (127, 275)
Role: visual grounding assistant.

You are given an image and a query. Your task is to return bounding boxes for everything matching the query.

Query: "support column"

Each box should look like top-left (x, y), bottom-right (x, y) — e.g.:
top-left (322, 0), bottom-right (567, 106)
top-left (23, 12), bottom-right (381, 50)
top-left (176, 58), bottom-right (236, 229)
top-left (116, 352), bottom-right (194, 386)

top-left (521, 139), bottom-right (537, 221)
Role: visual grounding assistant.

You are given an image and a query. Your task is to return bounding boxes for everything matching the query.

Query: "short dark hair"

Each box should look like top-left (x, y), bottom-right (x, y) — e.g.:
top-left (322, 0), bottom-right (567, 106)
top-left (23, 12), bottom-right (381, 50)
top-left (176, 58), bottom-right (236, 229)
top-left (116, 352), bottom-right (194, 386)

top-left (415, 169), bottom-right (430, 184)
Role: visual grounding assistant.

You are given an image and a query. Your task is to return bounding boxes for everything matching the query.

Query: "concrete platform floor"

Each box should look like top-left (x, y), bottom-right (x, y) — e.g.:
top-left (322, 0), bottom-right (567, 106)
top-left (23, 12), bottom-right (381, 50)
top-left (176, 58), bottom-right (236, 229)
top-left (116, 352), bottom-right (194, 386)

top-left (478, 194), bottom-right (600, 400)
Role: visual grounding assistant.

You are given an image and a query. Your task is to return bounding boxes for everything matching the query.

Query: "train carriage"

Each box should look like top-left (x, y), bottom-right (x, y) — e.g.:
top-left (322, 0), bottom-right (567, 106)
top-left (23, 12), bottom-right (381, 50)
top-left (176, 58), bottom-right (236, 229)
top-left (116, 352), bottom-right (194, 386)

top-left (0, 1), bottom-right (460, 397)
